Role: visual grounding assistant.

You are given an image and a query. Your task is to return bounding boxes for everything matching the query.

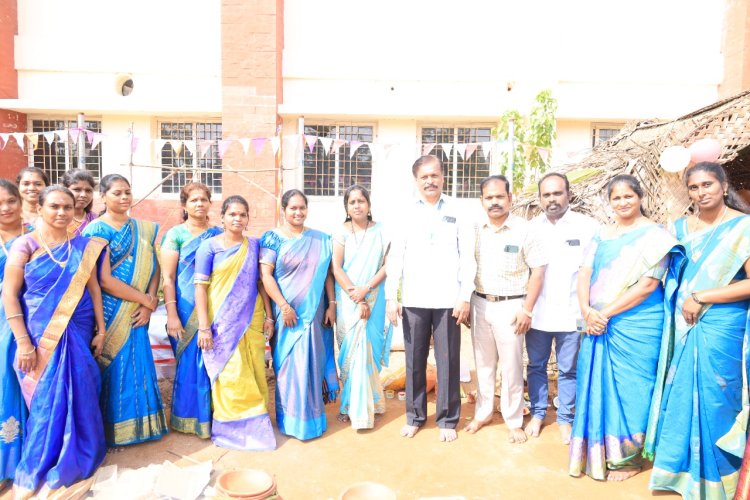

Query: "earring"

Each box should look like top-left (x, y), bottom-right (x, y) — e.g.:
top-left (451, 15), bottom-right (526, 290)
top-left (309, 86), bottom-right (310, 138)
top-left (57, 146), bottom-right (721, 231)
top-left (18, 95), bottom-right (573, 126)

top-left (345, 214), bottom-right (352, 222)
top-left (724, 191), bottom-right (728, 197)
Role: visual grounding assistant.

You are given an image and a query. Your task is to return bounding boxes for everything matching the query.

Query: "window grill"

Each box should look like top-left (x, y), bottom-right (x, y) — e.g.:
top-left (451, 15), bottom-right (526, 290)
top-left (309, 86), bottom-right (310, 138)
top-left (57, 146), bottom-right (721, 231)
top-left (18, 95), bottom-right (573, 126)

top-left (31, 119), bottom-right (102, 184)
top-left (591, 124), bottom-right (622, 147)
top-left (303, 124), bottom-right (374, 196)
top-left (421, 126), bottom-right (492, 198)
top-left (160, 122), bottom-right (222, 194)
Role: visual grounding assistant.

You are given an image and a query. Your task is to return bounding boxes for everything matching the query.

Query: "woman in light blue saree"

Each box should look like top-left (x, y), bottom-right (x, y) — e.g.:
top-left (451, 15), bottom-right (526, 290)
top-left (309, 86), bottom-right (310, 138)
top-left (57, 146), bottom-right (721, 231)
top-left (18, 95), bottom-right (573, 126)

top-left (260, 189), bottom-right (339, 441)
top-left (645, 162), bottom-right (750, 499)
top-left (194, 195), bottom-right (276, 451)
top-left (3, 186), bottom-right (107, 499)
top-left (0, 180), bottom-right (27, 491)
top-left (160, 182), bottom-right (222, 438)
top-left (570, 175), bottom-right (680, 482)
top-left (83, 174), bottom-right (167, 447)
top-left (331, 185), bottom-right (391, 429)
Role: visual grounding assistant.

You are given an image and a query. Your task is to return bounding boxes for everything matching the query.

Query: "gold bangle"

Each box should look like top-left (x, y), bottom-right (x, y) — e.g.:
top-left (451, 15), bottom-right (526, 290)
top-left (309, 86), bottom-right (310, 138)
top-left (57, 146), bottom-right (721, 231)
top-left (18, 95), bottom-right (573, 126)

top-left (6, 313), bottom-right (24, 320)
top-left (20, 346), bottom-right (36, 357)
top-left (264, 318), bottom-right (275, 324)
top-left (13, 335), bottom-right (29, 342)
top-left (164, 300), bottom-right (177, 306)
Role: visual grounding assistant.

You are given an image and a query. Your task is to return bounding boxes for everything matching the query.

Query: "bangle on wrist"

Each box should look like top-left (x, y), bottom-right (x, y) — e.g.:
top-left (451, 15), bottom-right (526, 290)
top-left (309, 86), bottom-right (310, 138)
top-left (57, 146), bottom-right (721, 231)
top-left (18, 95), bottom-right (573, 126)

top-left (691, 292), bottom-right (705, 305)
top-left (6, 313), bottom-right (23, 320)
top-left (521, 307), bottom-right (533, 319)
top-left (198, 327), bottom-right (211, 332)
top-left (264, 318), bottom-right (275, 324)
top-left (164, 300), bottom-right (176, 306)
top-left (20, 345), bottom-right (36, 357)
top-left (13, 335), bottom-right (29, 343)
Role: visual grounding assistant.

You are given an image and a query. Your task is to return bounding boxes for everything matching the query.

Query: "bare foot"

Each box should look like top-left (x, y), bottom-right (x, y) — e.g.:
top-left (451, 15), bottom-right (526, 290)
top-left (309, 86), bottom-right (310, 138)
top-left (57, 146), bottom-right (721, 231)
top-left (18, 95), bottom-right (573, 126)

top-left (400, 424), bottom-right (419, 438)
top-left (439, 428), bottom-right (458, 442)
top-left (464, 418), bottom-right (490, 434)
top-left (0, 480), bottom-right (8, 492)
top-left (508, 427), bottom-right (528, 444)
top-left (524, 417), bottom-right (543, 438)
top-left (337, 414), bottom-right (350, 423)
top-left (607, 468), bottom-right (641, 481)
top-left (559, 423), bottom-right (572, 445)
top-left (13, 485), bottom-right (34, 500)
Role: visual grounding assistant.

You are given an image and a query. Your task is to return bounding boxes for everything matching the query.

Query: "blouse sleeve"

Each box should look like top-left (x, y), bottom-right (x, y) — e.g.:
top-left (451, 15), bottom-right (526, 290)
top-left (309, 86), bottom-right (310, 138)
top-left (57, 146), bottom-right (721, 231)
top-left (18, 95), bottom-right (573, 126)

top-left (194, 240), bottom-right (215, 284)
top-left (258, 230), bottom-right (281, 267)
top-left (644, 254), bottom-right (669, 281)
top-left (7, 235), bottom-right (36, 266)
top-left (160, 226), bottom-right (183, 252)
top-left (581, 233), bottom-right (600, 269)
top-left (332, 226), bottom-right (348, 247)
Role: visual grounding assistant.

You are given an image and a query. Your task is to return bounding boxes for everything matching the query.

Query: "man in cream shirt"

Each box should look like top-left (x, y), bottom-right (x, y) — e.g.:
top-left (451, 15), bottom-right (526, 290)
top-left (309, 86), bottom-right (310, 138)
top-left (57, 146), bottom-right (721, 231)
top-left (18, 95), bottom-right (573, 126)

top-left (524, 172), bottom-right (598, 444)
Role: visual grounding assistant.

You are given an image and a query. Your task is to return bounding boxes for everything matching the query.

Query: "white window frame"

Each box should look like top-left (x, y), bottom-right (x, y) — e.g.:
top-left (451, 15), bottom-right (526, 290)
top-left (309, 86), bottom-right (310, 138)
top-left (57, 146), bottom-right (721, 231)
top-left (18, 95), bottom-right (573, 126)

top-left (158, 120), bottom-right (223, 195)
top-left (27, 116), bottom-right (103, 183)
top-left (591, 122), bottom-right (624, 147)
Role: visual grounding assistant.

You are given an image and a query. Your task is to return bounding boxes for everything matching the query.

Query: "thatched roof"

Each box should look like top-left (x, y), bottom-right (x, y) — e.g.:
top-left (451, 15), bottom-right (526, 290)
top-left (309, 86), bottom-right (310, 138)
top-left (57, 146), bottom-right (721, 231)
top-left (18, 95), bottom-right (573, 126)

top-left (514, 89), bottom-right (750, 223)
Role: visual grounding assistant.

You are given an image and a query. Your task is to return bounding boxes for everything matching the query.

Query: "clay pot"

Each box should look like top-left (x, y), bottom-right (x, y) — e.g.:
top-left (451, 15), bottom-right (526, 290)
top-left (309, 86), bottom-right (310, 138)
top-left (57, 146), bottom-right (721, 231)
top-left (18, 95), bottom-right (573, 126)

top-left (215, 469), bottom-right (277, 500)
top-left (339, 481), bottom-right (397, 500)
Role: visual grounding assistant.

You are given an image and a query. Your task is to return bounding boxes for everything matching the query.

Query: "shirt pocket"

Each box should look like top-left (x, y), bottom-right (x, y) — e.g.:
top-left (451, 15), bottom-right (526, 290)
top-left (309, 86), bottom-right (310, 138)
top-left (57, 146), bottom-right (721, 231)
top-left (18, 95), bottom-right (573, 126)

top-left (502, 243), bottom-right (522, 272)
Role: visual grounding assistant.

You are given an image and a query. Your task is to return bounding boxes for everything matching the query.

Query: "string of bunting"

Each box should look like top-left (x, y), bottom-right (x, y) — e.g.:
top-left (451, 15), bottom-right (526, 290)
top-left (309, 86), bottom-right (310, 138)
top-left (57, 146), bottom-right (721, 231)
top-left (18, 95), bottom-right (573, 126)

top-left (0, 128), bottom-right (588, 163)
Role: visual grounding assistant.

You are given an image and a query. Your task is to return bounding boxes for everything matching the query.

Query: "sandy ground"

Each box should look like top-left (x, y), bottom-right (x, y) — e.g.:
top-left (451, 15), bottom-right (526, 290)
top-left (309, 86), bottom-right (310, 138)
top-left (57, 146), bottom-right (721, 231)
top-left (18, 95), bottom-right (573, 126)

top-left (3, 331), bottom-right (672, 500)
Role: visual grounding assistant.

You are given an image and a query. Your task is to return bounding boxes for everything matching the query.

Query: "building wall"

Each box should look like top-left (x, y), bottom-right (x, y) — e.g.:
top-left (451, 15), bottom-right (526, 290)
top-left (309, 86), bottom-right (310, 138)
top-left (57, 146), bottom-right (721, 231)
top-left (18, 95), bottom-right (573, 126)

top-left (721, 0), bottom-right (750, 97)
top-left (0, 0), bottom-right (17, 99)
top-left (0, 109), bottom-right (26, 178)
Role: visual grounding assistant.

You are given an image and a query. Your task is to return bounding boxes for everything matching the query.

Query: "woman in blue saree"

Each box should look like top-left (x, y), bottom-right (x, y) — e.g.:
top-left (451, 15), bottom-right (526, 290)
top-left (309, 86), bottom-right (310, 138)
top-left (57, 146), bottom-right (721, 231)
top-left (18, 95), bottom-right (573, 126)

top-left (82, 174), bottom-right (167, 447)
top-left (331, 185), bottom-right (391, 430)
top-left (161, 182), bottom-right (222, 438)
top-left (16, 167), bottom-right (49, 232)
top-left (61, 168), bottom-right (98, 237)
top-left (260, 189), bottom-right (339, 441)
top-left (645, 162), bottom-right (750, 499)
top-left (570, 175), bottom-right (679, 482)
top-left (0, 180), bottom-right (27, 491)
top-left (3, 186), bottom-right (107, 499)
top-left (194, 195), bottom-right (276, 450)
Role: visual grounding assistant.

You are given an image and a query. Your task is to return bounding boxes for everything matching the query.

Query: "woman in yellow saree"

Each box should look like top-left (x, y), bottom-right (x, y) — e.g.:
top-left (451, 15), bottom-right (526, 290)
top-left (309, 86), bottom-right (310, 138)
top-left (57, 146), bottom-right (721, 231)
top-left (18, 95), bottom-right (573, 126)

top-left (194, 195), bottom-right (276, 450)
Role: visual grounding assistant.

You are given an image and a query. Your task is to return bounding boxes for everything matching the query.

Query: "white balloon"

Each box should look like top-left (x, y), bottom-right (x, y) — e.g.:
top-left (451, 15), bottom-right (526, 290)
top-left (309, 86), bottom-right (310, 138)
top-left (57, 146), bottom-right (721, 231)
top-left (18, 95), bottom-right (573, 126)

top-left (659, 145), bottom-right (691, 173)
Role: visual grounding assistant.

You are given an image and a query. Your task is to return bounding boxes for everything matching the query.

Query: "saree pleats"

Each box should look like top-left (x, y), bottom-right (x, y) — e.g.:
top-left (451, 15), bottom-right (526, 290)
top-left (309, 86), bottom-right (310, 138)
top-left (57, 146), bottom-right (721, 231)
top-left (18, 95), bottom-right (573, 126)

top-left (167, 226), bottom-right (221, 438)
top-left (647, 216), bottom-right (750, 499)
top-left (83, 219), bottom-right (167, 447)
top-left (570, 225), bottom-right (678, 480)
top-left (13, 236), bottom-right (106, 493)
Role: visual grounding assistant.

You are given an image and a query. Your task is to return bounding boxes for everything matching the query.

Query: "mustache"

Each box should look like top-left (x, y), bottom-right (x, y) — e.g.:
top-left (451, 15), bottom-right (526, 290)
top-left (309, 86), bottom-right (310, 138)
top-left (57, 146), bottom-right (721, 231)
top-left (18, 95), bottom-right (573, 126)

top-left (424, 184), bottom-right (438, 189)
top-left (489, 205), bottom-right (504, 210)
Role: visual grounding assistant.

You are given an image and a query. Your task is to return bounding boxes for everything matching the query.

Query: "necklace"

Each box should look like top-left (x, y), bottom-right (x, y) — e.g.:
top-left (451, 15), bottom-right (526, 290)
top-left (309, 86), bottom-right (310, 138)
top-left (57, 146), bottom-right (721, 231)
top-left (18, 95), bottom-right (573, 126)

top-left (690, 205), bottom-right (728, 262)
top-left (350, 220), bottom-right (369, 248)
top-left (38, 231), bottom-right (71, 267)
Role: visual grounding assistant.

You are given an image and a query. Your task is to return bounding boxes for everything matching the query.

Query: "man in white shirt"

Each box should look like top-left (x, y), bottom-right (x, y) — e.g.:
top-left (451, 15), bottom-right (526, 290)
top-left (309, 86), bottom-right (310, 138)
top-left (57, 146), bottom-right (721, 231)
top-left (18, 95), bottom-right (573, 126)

top-left (385, 155), bottom-right (476, 443)
top-left (523, 172), bottom-right (598, 444)
top-left (465, 175), bottom-right (547, 444)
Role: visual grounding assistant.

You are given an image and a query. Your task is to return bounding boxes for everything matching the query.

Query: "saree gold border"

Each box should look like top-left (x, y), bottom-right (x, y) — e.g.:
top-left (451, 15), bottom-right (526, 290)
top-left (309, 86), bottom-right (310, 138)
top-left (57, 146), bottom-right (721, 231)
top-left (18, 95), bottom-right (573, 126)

top-left (107, 411), bottom-right (168, 446)
top-left (175, 311), bottom-right (198, 360)
top-left (650, 466), bottom-right (738, 499)
top-left (24, 238), bottom-right (106, 398)
top-left (100, 220), bottom-right (157, 369)
top-left (170, 414), bottom-right (210, 439)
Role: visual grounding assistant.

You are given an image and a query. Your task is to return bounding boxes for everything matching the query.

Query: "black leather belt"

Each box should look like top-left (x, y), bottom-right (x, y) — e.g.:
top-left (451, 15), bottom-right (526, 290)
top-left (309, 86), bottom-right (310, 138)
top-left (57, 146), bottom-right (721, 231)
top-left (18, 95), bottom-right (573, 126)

top-left (474, 291), bottom-right (525, 302)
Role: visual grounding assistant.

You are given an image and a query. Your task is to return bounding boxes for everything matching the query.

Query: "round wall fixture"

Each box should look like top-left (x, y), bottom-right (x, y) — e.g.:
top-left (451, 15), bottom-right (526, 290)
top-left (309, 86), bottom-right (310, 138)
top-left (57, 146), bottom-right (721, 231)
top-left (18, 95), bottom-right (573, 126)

top-left (115, 74), bottom-right (134, 96)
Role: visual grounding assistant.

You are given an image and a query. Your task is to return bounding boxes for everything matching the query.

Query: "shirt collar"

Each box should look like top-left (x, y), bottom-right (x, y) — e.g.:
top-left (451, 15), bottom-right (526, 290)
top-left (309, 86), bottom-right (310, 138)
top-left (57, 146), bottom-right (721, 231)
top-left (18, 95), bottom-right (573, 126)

top-left (415, 193), bottom-right (446, 208)
top-left (482, 213), bottom-right (516, 231)
top-left (540, 207), bottom-right (575, 225)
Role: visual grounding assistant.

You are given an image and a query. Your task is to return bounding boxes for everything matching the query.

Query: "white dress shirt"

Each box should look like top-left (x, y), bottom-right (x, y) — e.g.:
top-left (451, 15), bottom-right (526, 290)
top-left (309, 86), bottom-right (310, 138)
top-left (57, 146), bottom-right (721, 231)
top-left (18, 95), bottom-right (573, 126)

top-left (385, 194), bottom-right (476, 309)
top-left (530, 209), bottom-right (599, 332)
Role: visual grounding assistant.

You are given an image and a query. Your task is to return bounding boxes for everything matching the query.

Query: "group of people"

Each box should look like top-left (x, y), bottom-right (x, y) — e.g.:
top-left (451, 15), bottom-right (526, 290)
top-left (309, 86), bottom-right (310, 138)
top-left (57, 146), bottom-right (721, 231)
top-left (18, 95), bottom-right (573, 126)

top-left (0, 155), bottom-right (747, 499)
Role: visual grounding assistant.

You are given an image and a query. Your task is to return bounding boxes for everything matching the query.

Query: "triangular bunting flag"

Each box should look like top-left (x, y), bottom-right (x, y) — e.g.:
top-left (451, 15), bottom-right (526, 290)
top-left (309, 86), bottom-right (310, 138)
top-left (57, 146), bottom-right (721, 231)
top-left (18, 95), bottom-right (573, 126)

top-left (270, 136), bottom-right (281, 155)
top-left (332, 139), bottom-right (346, 152)
top-left (54, 130), bottom-right (65, 141)
top-left (422, 143), bottom-right (436, 156)
top-left (252, 137), bottom-right (267, 156)
top-left (481, 142), bottom-right (494, 160)
top-left (349, 141), bottom-right (363, 158)
top-left (170, 140), bottom-right (184, 155)
top-left (319, 137), bottom-right (333, 156)
top-left (12, 133), bottom-right (25, 152)
top-left (537, 146), bottom-right (549, 164)
top-left (25, 133), bottom-right (39, 150)
top-left (304, 135), bottom-right (318, 153)
top-left (239, 138), bottom-right (251, 155)
top-left (184, 140), bottom-right (196, 156)
top-left (155, 139), bottom-right (168, 152)
top-left (91, 133), bottom-right (103, 151)
top-left (0, 134), bottom-right (7, 150)
top-left (465, 143), bottom-right (478, 160)
top-left (69, 128), bottom-right (81, 144)
top-left (43, 131), bottom-right (56, 145)
top-left (85, 130), bottom-right (94, 144)
top-left (217, 139), bottom-right (232, 159)
top-left (440, 143), bottom-right (453, 158)
top-left (199, 140), bottom-right (213, 158)
top-left (454, 144), bottom-right (467, 160)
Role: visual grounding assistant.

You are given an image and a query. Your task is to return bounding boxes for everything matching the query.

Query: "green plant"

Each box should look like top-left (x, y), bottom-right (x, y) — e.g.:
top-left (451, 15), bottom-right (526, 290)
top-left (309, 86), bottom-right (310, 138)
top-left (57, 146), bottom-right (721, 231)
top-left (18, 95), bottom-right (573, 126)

top-left (494, 90), bottom-right (558, 190)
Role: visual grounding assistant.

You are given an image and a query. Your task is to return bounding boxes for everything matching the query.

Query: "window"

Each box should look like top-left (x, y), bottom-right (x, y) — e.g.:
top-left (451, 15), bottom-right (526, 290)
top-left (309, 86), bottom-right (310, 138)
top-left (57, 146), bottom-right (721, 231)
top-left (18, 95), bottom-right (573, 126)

top-left (31, 119), bottom-right (102, 183)
top-left (420, 126), bottom-right (492, 199)
top-left (591, 123), bottom-right (623, 147)
top-left (160, 122), bottom-right (222, 194)
top-left (303, 124), bottom-right (373, 196)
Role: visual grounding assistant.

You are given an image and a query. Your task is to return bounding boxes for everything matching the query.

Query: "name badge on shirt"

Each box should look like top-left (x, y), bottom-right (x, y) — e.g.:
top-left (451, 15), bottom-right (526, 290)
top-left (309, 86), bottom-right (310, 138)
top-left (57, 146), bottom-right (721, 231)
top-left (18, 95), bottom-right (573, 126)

top-left (504, 245), bottom-right (519, 253)
top-left (442, 215), bottom-right (456, 223)
top-left (566, 239), bottom-right (580, 247)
